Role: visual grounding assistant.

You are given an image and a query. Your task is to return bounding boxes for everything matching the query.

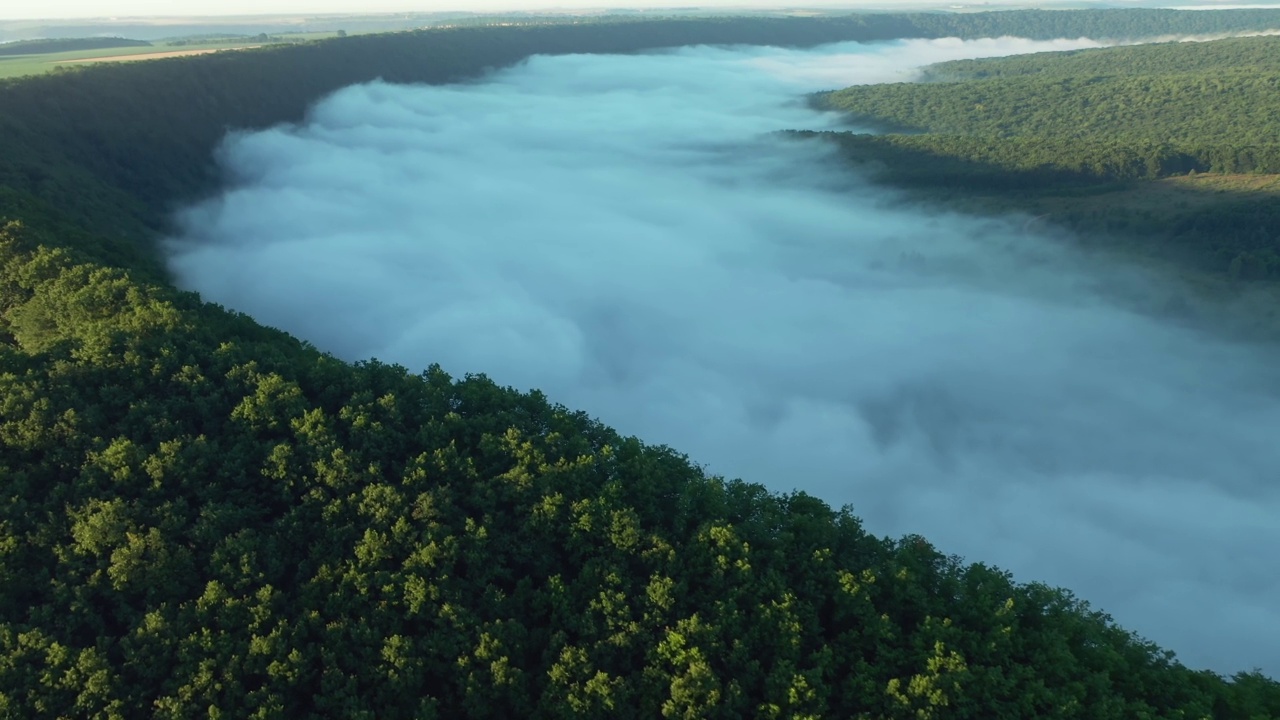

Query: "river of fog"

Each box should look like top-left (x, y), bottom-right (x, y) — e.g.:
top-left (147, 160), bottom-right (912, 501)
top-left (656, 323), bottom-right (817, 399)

top-left (166, 36), bottom-right (1280, 677)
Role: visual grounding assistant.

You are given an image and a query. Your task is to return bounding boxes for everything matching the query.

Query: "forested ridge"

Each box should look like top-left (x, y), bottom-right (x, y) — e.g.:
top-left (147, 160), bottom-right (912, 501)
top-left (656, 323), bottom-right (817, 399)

top-left (820, 37), bottom-right (1280, 147)
top-left (814, 34), bottom-right (1280, 280)
top-left (922, 35), bottom-right (1280, 80)
top-left (2, 12), bottom-right (1279, 718)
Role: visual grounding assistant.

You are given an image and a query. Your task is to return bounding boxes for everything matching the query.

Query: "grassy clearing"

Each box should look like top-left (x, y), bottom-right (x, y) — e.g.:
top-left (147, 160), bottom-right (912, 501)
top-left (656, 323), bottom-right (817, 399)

top-left (0, 42), bottom-right (250, 79)
top-left (66, 46), bottom-right (263, 64)
top-left (1164, 171), bottom-right (1280, 195)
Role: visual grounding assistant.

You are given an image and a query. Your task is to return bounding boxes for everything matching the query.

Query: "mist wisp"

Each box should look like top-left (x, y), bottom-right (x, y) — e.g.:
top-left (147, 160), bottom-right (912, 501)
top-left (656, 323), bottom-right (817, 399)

top-left (167, 37), bottom-right (1280, 677)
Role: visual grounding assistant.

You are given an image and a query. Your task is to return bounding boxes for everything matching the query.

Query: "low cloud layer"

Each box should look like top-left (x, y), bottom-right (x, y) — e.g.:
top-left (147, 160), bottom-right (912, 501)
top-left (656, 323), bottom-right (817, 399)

top-left (168, 37), bottom-right (1280, 677)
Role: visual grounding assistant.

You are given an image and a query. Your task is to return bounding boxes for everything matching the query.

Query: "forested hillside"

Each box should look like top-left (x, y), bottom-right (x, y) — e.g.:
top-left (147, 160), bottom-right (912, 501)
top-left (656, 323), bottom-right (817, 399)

top-left (2, 12), bottom-right (1279, 718)
top-left (922, 35), bottom-right (1280, 80)
top-left (820, 37), bottom-right (1280, 147)
top-left (815, 35), bottom-right (1280, 280)
top-left (899, 7), bottom-right (1280, 40)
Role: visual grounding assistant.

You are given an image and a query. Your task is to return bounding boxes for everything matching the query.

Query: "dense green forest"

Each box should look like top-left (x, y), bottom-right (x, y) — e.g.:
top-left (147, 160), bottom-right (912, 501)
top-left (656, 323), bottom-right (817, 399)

top-left (922, 35), bottom-right (1280, 80)
top-left (2, 12), bottom-right (1279, 718)
top-left (820, 37), bottom-right (1280, 146)
top-left (814, 35), bottom-right (1280, 280)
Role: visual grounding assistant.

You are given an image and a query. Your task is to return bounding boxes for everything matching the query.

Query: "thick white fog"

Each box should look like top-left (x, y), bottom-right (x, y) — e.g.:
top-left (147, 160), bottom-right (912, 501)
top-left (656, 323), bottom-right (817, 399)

top-left (167, 37), bottom-right (1280, 677)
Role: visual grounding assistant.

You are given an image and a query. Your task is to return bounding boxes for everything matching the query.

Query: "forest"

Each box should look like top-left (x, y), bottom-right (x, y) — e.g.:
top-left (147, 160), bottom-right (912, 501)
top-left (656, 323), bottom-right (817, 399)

top-left (2, 10), bottom-right (1280, 719)
top-left (814, 34), bottom-right (1280, 280)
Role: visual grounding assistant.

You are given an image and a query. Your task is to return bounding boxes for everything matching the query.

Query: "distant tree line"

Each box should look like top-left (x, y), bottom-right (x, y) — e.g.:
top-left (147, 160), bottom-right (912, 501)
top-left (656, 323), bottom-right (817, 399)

top-left (165, 35), bottom-right (276, 47)
top-left (922, 35), bottom-right (1280, 81)
top-left (903, 7), bottom-right (1280, 41)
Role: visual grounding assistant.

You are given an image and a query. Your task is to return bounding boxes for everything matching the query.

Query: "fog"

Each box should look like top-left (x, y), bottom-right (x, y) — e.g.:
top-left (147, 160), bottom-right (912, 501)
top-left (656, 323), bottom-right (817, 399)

top-left (167, 37), bottom-right (1280, 677)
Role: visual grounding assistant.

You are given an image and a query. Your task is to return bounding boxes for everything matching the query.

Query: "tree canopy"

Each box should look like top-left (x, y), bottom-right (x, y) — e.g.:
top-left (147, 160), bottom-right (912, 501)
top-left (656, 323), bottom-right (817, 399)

top-left (814, 34), bottom-right (1280, 279)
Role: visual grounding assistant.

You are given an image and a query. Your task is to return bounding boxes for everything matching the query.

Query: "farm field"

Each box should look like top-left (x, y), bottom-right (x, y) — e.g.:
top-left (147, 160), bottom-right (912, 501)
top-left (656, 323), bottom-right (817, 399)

top-left (0, 33), bottom-right (339, 79)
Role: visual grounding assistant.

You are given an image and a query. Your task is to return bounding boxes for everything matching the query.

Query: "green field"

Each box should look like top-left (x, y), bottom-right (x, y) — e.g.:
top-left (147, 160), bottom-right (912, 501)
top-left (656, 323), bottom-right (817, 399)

top-left (0, 42), bottom-right (256, 79)
top-left (0, 34), bottom-right (343, 80)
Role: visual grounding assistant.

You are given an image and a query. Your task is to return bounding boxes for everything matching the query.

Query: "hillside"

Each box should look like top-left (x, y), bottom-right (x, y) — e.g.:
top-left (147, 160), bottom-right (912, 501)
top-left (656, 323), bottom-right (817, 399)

top-left (922, 34), bottom-right (1280, 80)
top-left (814, 34), bottom-right (1280, 281)
top-left (820, 37), bottom-right (1280, 146)
top-left (1, 13), bottom-right (1279, 718)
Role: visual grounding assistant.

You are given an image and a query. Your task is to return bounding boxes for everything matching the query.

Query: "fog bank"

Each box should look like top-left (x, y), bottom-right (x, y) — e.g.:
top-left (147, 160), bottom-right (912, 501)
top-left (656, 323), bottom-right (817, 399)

top-left (168, 37), bottom-right (1280, 677)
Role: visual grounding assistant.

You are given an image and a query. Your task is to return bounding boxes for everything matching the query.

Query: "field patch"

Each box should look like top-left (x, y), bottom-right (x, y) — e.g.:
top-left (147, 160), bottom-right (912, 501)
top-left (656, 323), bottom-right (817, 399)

top-left (59, 46), bottom-right (262, 63)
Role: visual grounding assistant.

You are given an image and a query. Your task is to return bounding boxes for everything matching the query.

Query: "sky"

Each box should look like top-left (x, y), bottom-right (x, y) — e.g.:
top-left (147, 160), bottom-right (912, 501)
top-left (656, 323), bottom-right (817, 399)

top-left (165, 37), bottom-right (1280, 677)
